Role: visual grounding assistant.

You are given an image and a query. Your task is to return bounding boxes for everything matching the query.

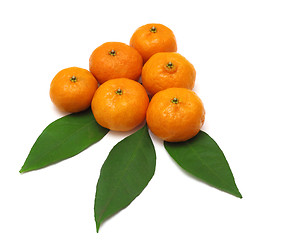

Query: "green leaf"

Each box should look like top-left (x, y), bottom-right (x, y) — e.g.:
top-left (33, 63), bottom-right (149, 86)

top-left (20, 108), bottom-right (109, 173)
top-left (94, 124), bottom-right (156, 232)
top-left (164, 131), bottom-right (242, 198)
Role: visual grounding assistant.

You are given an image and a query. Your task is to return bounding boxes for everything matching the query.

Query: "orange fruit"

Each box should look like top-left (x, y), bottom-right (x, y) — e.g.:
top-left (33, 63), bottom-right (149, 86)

top-left (146, 88), bottom-right (205, 142)
top-left (130, 23), bottom-right (177, 63)
top-left (50, 67), bottom-right (98, 113)
top-left (142, 52), bottom-right (196, 96)
top-left (91, 78), bottom-right (149, 131)
top-left (89, 42), bottom-right (143, 84)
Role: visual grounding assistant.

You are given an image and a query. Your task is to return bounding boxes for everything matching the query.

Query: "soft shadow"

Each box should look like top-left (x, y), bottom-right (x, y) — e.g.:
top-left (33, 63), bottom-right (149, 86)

top-left (50, 103), bottom-right (70, 116)
top-left (107, 121), bottom-right (146, 139)
top-left (148, 130), bottom-right (163, 147)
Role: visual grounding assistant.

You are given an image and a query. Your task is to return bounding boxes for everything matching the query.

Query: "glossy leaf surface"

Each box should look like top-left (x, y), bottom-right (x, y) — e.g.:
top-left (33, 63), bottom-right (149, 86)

top-left (164, 131), bottom-right (242, 198)
top-left (94, 124), bottom-right (156, 232)
top-left (20, 109), bottom-right (109, 173)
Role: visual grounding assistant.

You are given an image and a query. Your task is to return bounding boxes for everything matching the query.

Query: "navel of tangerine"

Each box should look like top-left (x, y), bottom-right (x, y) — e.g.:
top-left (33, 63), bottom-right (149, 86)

top-left (166, 62), bottom-right (174, 69)
top-left (150, 26), bottom-right (157, 33)
top-left (171, 97), bottom-right (179, 104)
top-left (164, 61), bottom-right (177, 73)
top-left (70, 75), bottom-right (77, 82)
top-left (115, 88), bottom-right (123, 95)
top-left (109, 49), bottom-right (116, 56)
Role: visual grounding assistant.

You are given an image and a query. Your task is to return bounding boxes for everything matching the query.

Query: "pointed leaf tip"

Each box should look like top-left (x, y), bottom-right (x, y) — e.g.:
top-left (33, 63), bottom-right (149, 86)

top-left (94, 124), bottom-right (156, 230)
top-left (20, 109), bottom-right (109, 173)
top-left (96, 222), bottom-right (100, 233)
top-left (164, 131), bottom-right (242, 198)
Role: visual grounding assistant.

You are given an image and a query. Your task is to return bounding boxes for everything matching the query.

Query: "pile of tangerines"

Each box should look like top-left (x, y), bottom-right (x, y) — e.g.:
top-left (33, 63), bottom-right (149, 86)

top-left (50, 23), bottom-right (205, 142)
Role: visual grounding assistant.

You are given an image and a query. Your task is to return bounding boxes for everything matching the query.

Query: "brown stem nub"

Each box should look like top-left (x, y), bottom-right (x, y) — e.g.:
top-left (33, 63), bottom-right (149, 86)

top-left (115, 88), bottom-right (123, 95)
top-left (166, 62), bottom-right (174, 69)
top-left (70, 76), bottom-right (77, 82)
top-left (109, 49), bottom-right (116, 56)
top-left (150, 26), bottom-right (157, 33)
top-left (171, 97), bottom-right (179, 104)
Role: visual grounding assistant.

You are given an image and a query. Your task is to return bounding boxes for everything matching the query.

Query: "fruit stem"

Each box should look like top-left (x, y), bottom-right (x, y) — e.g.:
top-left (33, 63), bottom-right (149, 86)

top-left (115, 88), bottom-right (123, 95)
top-left (70, 76), bottom-right (77, 82)
top-left (171, 97), bottom-right (179, 104)
top-left (109, 49), bottom-right (116, 56)
top-left (166, 62), bottom-right (174, 69)
top-left (150, 26), bottom-right (157, 33)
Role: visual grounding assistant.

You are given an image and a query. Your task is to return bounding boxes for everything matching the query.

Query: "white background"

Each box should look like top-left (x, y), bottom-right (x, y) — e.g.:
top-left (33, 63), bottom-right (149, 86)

top-left (1, 0), bottom-right (286, 239)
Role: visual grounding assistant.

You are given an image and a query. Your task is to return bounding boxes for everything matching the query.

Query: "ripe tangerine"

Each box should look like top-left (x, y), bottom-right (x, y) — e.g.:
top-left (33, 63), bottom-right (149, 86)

top-left (146, 88), bottom-right (205, 142)
top-left (130, 23), bottom-right (177, 63)
top-left (50, 67), bottom-right (98, 113)
top-left (89, 42), bottom-right (143, 84)
top-left (91, 78), bottom-right (149, 131)
top-left (142, 52), bottom-right (196, 96)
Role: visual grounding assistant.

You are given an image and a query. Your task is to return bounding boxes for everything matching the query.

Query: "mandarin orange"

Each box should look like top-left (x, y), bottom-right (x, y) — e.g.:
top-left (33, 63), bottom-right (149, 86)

top-left (130, 23), bottom-right (177, 63)
top-left (146, 88), bottom-right (205, 142)
top-left (91, 78), bottom-right (149, 131)
top-left (142, 52), bottom-right (196, 96)
top-left (50, 67), bottom-right (98, 113)
top-left (89, 42), bottom-right (143, 84)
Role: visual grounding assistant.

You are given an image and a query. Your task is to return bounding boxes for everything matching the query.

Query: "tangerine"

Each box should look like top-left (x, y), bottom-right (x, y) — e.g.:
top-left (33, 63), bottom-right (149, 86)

top-left (50, 67), bottom-right (98, 113)
top-left (146, 88), bottom-right (205, 142)
top-left (142, 52), bottom-right (196, 96)
top-left (130, 23), bottom-right (177, 63)
top-left (89, 42), bottom-right (143, 84)
top-left (91, 78), bottom-right (149, 131)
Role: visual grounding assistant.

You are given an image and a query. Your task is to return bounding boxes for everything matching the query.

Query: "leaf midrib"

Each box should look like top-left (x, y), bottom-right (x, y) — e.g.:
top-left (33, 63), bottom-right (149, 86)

top-left (96, 130), bottom-right (147, 224)
top-left (25, 118), bottom-right (96, 168)
top-left (184, 143), bottom-right (238, 193)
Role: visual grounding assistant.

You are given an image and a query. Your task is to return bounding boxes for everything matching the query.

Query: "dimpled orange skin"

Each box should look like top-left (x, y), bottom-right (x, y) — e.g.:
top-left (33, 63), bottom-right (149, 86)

top-left (50, 67), bottom-right (98, 113)
top-left (89, 42), bottom-right (143, 84)
top-left (146, 88), bottom-right (205, 142)
top-left (130, 23), bottom-right (177, 63)
top-left (91, 78), bottom-right (149, 131)
top-left (142, 52), bottom-right (196, 96)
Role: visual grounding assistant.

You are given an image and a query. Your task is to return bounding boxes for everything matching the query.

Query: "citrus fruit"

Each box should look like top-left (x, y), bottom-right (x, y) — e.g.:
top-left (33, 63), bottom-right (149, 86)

top-left (89, 42), bottom-right (143, 84)
top-left (50, 67), bottom-right (98, 113)
top-left (142, 52), bottom-right (196, 96)
top-left (91, 78), bottom-right (149, 131)
top-left (146, 88), bottom-right (205, 142)
top-left (130, 23), bottom-right (177, 63)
